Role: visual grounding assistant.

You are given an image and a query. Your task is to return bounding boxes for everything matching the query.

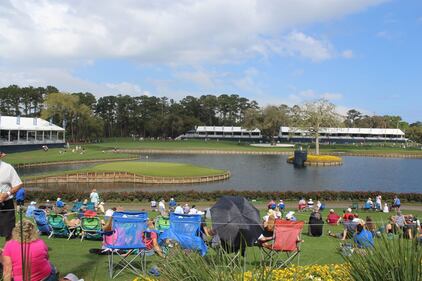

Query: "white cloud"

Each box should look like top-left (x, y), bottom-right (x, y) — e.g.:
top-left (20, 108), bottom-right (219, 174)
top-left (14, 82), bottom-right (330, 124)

top-left (376, 31), bottom-right (392, 39)
top-left (321, 92), bottom-right (343, 100)
top-left (105, 82), bottom-right (150, 96)
top-left (0, 0), bottom-right (384, 65)
top-left (341, 50), bottom-right (354, 59)
top-left (299, 89), bottom-right (317, 98)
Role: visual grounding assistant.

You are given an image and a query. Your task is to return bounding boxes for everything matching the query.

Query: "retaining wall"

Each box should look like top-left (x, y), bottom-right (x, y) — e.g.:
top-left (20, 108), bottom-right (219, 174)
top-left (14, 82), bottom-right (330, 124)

top-left (24, 171), bottom-right (231, 185)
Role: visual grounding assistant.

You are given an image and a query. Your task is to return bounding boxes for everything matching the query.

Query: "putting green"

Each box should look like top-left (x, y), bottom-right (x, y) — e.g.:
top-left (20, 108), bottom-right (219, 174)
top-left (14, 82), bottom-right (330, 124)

top-left (88, 161), bottom-right (225, 177)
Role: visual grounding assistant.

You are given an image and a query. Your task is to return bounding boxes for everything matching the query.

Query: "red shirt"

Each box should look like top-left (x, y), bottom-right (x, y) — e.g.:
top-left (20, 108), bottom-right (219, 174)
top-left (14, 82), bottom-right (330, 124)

top-left (3, 239), bottom-right (52, 281)
top-left (142, 231), bottom-right (158, 250)
top-left (327, 213), bottom-right (340, 224)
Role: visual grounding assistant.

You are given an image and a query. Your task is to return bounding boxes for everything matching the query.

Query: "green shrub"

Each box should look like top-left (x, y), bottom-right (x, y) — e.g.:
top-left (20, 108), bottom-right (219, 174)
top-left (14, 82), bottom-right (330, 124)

top-left (345, 237), bottom-right (422, 281)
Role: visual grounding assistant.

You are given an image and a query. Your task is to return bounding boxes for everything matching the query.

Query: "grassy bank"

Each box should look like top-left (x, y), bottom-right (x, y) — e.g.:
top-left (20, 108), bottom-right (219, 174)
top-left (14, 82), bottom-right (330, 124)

top-left (4, 146), bottom-right (134, 165)
top-left (1, 205), bottom-right (421, 280)
top-left (23, 161), bottom-right (227, 179)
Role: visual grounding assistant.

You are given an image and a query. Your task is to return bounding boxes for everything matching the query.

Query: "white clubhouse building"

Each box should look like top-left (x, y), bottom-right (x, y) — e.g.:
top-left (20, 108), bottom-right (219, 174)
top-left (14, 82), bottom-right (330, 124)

top-left (180, 125), bottom-right (407, 143)
top-left (0, 116), bottom-right (65, 151)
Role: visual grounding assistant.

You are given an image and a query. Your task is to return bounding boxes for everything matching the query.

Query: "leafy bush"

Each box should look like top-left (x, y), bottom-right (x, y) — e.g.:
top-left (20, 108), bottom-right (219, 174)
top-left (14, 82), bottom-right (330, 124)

top-left (25, 190), bottom-right (422, 203)
top-left (345, 237), bottom-right (422, 281)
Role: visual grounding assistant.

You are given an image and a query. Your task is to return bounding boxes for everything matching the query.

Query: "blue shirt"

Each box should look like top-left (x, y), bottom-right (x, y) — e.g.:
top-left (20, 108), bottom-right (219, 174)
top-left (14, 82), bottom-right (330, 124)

top-left (354, 229), bottom-right (374, 248)
top-left (278, 203), bottom-right (285, 210)
top-left (169, 200), bottom-right (177, 207)
top-left (394, 198), bottom-right (401, 205)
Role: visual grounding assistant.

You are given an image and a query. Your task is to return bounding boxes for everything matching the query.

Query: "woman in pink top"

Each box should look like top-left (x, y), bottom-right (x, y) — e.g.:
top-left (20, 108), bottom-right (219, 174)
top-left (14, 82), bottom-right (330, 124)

top-left (1, 220), bottom-right (57, 281)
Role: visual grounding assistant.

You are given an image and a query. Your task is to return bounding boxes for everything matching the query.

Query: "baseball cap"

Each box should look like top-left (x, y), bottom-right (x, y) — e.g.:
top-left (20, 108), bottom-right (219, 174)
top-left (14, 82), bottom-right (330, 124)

top-left (63, 273), bottom-right (84, 281)
top-left (329, 209), bottom-right (334, 212)
top-left (346, 208), bottom-right (352, 212)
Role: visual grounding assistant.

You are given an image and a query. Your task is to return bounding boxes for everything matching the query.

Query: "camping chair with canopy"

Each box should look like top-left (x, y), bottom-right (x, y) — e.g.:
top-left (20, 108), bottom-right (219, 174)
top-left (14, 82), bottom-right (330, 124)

top-left (47, 213), bottom-right (71, 239)
top-left (33, 209), bottom-right (52, 235)
top-left (104, 212), bottom-right (149, 279)
top-left (260, 219), bottom-right (305, 269)
top-left (159, 213), bottom-right (207, 256)
top-left (71, 202), bottom-right (83, 213)
top-left (80, 216), bottom-right (102, 241)
top-left (155, 215), bottom-right (170, 232)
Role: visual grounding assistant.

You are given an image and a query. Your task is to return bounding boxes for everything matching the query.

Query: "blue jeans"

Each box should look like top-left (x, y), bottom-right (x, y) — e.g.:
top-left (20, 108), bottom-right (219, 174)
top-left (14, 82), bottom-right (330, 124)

top-left (42, 264), bottom-right (58, 281)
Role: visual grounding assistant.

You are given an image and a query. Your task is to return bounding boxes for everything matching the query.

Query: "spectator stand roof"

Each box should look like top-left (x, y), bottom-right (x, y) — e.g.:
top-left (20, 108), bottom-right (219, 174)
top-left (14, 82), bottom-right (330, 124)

top-left (0, 116), bottom-right (64, 131)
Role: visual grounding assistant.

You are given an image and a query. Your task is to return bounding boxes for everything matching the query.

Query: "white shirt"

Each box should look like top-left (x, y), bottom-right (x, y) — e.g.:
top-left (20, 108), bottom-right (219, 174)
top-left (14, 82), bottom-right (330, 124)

top-left (174, 206), bottom-right (184, 214)
top-left (188, 208), bottom-right (198, 215)
top-left (105, 209), bottom-right (114, 217)
top-left (0, 161), bottom-right (22, 200)
top-left (158, 201), bottom-right (165, 211)
top-left (90, 192), bottom-right (99, 204)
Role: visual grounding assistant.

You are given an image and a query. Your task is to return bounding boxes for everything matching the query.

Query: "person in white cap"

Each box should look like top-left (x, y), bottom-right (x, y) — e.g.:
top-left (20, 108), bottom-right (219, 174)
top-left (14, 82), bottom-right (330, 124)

top-left (60, 273), bottom-right (84, 281)
top-left (25, 201), bottom-right (37, 218)
top-left (286, 211), bottom-right (297, 221)
top-left (0, 151), bottom-right (23, 240)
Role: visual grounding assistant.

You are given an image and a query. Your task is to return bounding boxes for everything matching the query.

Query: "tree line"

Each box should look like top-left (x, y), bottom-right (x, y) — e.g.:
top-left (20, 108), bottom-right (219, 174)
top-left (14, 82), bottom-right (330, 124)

top-left (0, 84), bottom-right (421, 143)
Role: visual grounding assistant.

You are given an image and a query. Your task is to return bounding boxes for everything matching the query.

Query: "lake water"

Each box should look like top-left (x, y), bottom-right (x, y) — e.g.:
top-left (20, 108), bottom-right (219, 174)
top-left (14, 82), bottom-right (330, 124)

top-left (19, 154), bottom-right (422, 193)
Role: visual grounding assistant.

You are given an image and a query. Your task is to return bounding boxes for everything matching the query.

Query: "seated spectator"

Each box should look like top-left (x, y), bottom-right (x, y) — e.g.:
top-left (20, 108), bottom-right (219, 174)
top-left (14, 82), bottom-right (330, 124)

top-left (392, 195), bottom-right (401, 211)
top-left (200, 216), bottom-right (213, 241)
top-left (267, 200), bottom-right (276, 210)
top-left (25, 201), bottom-right (37, 218)
top-left (2, 220), bottom-right (58, 281)
top-left (383, 203), bottom-right (389, 213)
top-left (150, 199), bottom-right (157, 211)
top-left (174, 204), bottom-right (184, 214)
top-left (188, 205), bottom-right (198, 215)
top-left (97, 202), bottom-right (105, 214)
top-left (385, 216), bottom-right (400, 235)
top-left (342, 208), bottom-right (355, 221)
top-left (354, 224), bottom-right (374, 248)
top-left (326, 209), bottom-right (340, 225)
top-left (298, 198), bottom-right (306, 211)
top-left (169, 198), bottom-right (177, 211)
top-left (363, 198), bottom-right (373, 210)
top-left (56, 197), bottom-right (65, 208)
top-left (308, 210), bottom-right (324, 237)
top-left (285, 211), bottom-right (297, 222)
top-left (143, 219), bottom-right (164, 257)
top-left (307, 199), bottom-right (314, 209)
top-left (328, 215), bottom-right (357, 240)
top-left (104, 207), bottom-right (116, 219)
top-left (278, 200), bottom-right (285, 212)
top-left (258, 214), bottom-right (275, 249)
top-left (365, 216), bottom-right (377, 237)
top-left (183, 204), bottom-right (190, 214)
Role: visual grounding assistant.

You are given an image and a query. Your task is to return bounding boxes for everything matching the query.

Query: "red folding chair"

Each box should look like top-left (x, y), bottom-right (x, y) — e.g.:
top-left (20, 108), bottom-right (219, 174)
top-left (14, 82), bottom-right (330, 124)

top-left (260, 219), bottom-right (304, 268)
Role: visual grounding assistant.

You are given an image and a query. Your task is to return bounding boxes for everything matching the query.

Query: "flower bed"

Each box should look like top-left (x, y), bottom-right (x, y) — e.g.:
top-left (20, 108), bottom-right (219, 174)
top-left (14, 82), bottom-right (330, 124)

top-left (288, 154), bottom-right (343, 166)
top-left (244, 264), bottom-right (352, 281)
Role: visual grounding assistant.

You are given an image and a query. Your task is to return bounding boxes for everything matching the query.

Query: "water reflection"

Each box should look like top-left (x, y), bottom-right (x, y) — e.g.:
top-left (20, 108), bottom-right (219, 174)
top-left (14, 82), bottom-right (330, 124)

top-left (22, 154), bottom-right (422, 193)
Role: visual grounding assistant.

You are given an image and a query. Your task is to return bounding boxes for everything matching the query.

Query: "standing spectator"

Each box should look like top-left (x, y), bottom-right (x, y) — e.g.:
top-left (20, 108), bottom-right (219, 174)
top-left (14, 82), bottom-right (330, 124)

top-left (2, 220), bottom-right (58, 281)
top-left (316, 200), bottom-right (322, 211)
top-left (392, 195), bottom-right (401, 211)
top-left (375, 195), bottom-right (382, 210)
top-left (158, 200), bottom-right (166, 215)
top-left (89, 189), bottom-right (99, 207)
top-left (174, 203), bottom-right (184, 214)
top-left (150, 199), bottom-right (157, 211)
top-left (0, 151), bottom-right (23, 240)
top-left (326, 209), bottom-right (341, 225)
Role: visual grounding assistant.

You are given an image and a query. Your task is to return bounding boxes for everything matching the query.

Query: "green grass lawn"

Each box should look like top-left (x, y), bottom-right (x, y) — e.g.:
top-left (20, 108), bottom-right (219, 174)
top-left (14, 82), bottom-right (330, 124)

top-left (1, 205), bottom-right (420, 280)
top-left (5, 146), bottom-right (135, 165)
top-left (24, 161), bottom-right (227, 179)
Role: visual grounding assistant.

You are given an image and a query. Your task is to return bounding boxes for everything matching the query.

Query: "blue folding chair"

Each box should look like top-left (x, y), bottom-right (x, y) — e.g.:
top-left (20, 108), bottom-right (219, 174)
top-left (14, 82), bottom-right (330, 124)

top-left (105, 213), bottom-right (148, 279)
top-left (33, 209), bottom-right (52, 235)
top-left (160, 213), bottom-right (207, 256)
top-left (71, 202), bottom-right (83, 213)
top-left (86, 202), bottom-right (95, 211)
top-left (113, 211), bottom-right (148, 220)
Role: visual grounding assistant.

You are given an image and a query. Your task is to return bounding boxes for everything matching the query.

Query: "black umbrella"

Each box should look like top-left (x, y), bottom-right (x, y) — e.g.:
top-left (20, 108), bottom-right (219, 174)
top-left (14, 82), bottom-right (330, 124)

top-left (210, 196), bottom-right (263, 253)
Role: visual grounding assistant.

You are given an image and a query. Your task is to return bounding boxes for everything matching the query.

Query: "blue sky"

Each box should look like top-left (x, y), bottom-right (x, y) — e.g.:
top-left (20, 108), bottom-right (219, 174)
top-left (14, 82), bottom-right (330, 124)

top-left (0, 0), bottom-right (421, 122)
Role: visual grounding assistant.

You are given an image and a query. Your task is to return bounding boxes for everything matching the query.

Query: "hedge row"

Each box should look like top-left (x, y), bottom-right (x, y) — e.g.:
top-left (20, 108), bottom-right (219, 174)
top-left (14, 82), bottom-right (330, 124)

top-left (25, 190), bottom-right (422, 203)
